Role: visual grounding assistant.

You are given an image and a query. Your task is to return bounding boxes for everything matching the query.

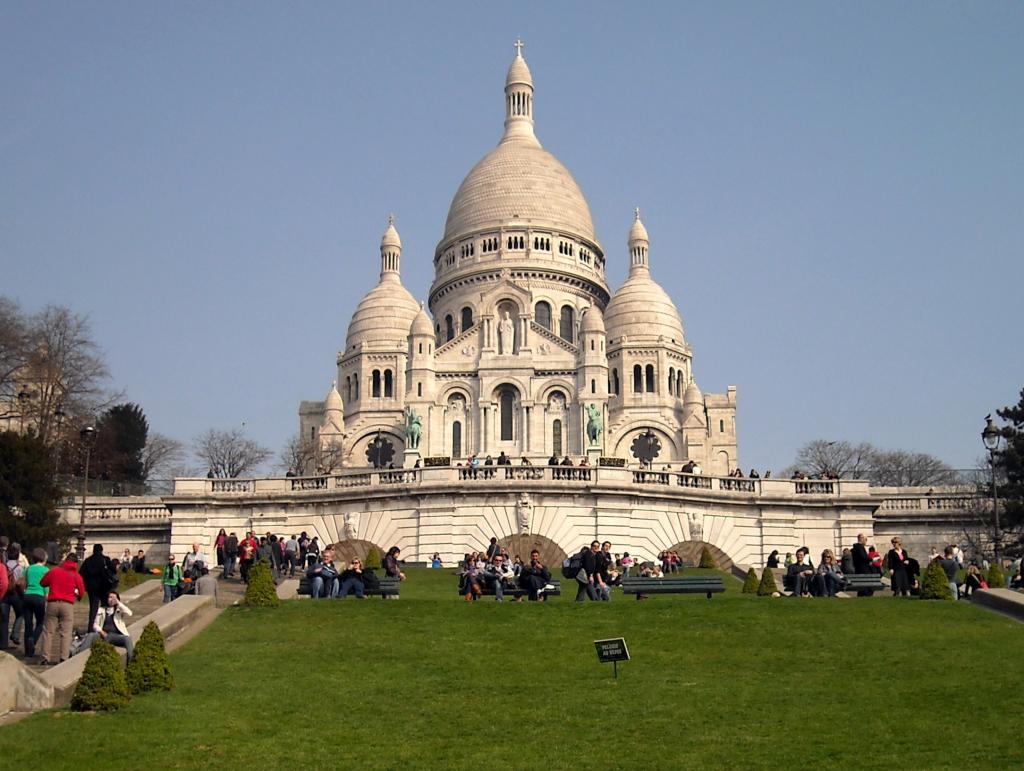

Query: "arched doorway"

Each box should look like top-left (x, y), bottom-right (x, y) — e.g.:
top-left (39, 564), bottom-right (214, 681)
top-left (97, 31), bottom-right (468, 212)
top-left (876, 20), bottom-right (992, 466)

top-left (327, 538), bottom-right (385, 566)
top-left (496, 534), bottom-right (567, 571)
top-left (663, 540), bottom-right (734, 571)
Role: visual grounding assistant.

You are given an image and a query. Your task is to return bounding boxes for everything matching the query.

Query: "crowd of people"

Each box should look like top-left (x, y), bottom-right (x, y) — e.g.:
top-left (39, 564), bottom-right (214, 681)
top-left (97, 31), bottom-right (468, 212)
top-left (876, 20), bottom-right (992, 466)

top-left (304, 545), bottom-right (405, 599)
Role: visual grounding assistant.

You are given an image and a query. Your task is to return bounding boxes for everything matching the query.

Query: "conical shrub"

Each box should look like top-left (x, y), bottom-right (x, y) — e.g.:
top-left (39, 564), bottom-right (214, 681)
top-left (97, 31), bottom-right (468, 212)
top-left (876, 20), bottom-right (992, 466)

top-left (244, 559), bottom-right (279, 606)
top-left (987, 563), bottom-right (1005, 589)
top-left (698, 546), bottom-right (717, 569)
top-left (757, 566), bottom-right (779, 596)
top-left (126, 621), bottom-right (174, 694)
top-left (364, 546), bottom-right (382, 570)
top-left (742, 567), bottom-right (759, 593)
top-left (920, 559), bottom-right (953, 600)
top-left (71, 640), bottom-right (131, 711)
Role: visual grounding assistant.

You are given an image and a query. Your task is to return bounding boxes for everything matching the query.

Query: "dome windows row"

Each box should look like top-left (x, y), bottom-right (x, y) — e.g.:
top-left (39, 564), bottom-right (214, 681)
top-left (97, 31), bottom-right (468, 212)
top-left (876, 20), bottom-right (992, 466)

top-left (608, 363), bottom-right (689, 398)
top-left (343, 368), bottom-right (398, 402)
top-left (435, 232), bottom-right (604, 275)
top-left (432, 300), bottom-right (579, 345)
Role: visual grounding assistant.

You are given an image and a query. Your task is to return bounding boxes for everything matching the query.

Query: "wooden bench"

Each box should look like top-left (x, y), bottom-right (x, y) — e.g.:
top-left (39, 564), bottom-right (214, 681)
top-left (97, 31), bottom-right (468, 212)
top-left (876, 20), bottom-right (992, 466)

top-left (842, 574), bottom-right (886, 594)
top-left (458, 576), bottom-right (561, 599)
top-left (297, 575), bottom-right (401, 598)
top-left (620, 576), bottom-right (725, 600)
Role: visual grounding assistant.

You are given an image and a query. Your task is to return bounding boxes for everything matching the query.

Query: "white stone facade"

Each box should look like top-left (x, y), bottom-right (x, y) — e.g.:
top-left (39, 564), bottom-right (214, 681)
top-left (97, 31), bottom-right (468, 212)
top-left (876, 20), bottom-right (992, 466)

top-left (299, 45), bottom-right (737, 473)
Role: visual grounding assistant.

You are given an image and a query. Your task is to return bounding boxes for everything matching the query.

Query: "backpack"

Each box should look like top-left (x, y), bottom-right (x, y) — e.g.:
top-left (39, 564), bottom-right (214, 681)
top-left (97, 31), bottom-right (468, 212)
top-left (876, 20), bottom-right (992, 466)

top-left (561, 552), bottom-right (584, 579)
top-left (5, 562), bottom-right (25, 598)
top-left (361, 569), bottom-right (380, 592)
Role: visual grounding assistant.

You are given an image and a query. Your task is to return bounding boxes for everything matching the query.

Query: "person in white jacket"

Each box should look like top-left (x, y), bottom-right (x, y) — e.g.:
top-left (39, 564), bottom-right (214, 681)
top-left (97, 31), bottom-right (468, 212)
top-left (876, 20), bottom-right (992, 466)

top-left (78, 591), bottom-right (134, 660)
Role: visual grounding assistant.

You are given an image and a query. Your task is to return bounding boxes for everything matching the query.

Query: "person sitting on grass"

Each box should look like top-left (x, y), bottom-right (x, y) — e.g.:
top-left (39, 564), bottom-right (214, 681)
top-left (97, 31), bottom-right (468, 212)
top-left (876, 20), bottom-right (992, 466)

top-left (130, 549), bottom-right (147, 574)
top-left (338, 558), bottom-right (366, 599)
top-left (815, 549), bottom-right (845, 597)
top-left (788, 548), bottom-right (815, 597)
top-left (518, 549), bottom-right (551, 602)
top-left (78, 590), bottom-right (134, 660)
top-left (307, 548), bottom-right (339, 599)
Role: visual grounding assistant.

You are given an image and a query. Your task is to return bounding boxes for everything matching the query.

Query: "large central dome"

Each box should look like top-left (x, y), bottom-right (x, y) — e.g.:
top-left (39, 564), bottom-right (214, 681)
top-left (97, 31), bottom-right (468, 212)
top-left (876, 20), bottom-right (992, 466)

top-left (439, 45), bottom-right (598, 248)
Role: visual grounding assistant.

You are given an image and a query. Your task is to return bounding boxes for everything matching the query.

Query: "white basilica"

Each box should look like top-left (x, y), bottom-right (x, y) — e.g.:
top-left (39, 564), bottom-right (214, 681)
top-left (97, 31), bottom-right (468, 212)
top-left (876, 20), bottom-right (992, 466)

top-left (299, 44), bottom-right (738, 473)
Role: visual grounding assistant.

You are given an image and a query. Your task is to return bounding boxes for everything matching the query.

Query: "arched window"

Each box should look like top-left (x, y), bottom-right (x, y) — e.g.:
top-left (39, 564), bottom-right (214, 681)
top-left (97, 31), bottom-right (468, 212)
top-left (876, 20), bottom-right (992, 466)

top-left (612, 368), bottom-right (620, 395)
top-left (668, 368), bottom-right (675, 395)
top-left (535, 301), bottom-right (552, 331)
top-left (677, 375), bottom-right (683, 398)
top-left (719, 419), bottom-right (725, 433)
top-left (591, 378), bottom-right (596, 394)
top-left (372, 370), bottom-right (381, 398)
top-left (445, 314), bottom-right (455, 342)
top-left (645, 364), bottom-right (655, 393)
top-left (417, 382), bottom-right (422, 397)
top-left (590, 339), bottom-right (594, 351)
top-left (499, 387), bottom-right (516, 441)
top-left (345, 376), bottom-right (351, 401)
top-left (383, 370), bottom-right (393, 398)
top-left (452, 421), bottom-right (462, 459)
top-left (354, 377), bottom-right (359, 399)
top-left (418, 342), bottom-right (423, 354)
top-left (559, 305), bottom-right (575, 343)
top-left (552, 419), bottom-right (563, 457)
top-left (633, 365), bottom-right (642, 393)
top-left (461, 307), bottom-right (474, 332)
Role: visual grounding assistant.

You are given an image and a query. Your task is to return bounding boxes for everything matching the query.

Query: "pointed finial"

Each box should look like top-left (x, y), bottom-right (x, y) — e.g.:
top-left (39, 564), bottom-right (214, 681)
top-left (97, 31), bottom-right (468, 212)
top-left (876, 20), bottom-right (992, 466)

top-left (514, 38), bottom-right (524, 57)
top-left (634, 207), bottom-right (641, 222)
top-left (331, 379), bottom-right (337, 390)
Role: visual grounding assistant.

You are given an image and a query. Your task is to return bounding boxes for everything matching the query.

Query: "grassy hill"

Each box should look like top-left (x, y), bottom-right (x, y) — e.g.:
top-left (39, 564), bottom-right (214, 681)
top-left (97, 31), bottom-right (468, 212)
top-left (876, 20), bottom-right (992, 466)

top-left (1, 567), bottom-right (1021, 768)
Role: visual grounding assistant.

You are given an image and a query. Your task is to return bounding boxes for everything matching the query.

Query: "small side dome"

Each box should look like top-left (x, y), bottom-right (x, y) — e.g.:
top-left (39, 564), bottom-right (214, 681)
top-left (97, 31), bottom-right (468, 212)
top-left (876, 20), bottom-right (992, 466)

top-left (628, 207), bottom-right (649, 247)
top-left (580, 305), bottom-right (605, 334)
top-left (410, 304), bottom-right (433, 337)
top-left (324, 380), bottom-right (344, 412)
top-left (506, 54), bottom-right (533, 89)
top-left (683, 379), bottom-right (703, 405)
top-left (381, 214), bottom-right (402, 250)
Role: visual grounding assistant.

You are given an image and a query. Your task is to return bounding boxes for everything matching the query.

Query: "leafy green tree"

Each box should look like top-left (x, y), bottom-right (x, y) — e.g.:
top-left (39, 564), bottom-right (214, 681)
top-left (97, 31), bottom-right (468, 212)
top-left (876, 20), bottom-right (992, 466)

top-left (919, 559), bottom-right (953, 600)
top-left (741, 567), bottom-right (759, 593)
top-left (126, 621), bottom-right (174, 694)
top-left (757, 567), bottom-right (779, 596)
top-left (0, 430), bottom-right (68, 549)
top-left (71, 640), bottom-right (131, 711)
top-left (93, 402), bottom-right (148, 484)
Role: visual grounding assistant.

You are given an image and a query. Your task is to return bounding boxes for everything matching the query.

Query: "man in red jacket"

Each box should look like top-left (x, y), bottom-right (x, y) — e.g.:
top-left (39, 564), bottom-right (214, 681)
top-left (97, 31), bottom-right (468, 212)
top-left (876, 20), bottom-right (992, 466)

top-left (37, 554), bottom-right (86, 664)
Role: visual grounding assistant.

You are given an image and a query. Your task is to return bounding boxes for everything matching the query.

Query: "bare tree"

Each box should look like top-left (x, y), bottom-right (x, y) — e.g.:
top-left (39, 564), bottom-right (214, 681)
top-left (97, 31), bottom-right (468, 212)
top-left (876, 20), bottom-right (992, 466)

top-left (279, 433), bottom-right (317, 475)
top-left (867, 450), bottom-right (958, 487)
top-left (194, 428), bottom-right (271, 478)
top-left (0, 297), bottom-right (28, 402)
top-left (142, 433), bottom-right (186, 480)
top-left (794, 439), bottom-right (875, 478)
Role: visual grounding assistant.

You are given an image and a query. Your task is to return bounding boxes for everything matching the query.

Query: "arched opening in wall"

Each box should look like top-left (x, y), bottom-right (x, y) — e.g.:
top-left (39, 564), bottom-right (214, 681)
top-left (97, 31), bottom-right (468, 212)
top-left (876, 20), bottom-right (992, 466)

top-left (715, 450), bottom-right (730, 476)
top-left (354, 377), bottom-right (359, 399)
top-left (559, 305), bottom-right (575, 343)
top-left (372, 370), bottom-right (381, 398)
top-left (552, 418), bottom-right (563, 457)
top-left (383, 370), bottom-right (393, 398)
top-left (452, 420), bottom-right (462, 458)
top-left (677, 375), bottom-right (683, 398)
top-left (590, 379), bottom-right (596, 394)
top-left (663, 540), bottom-right (734, 572)
top-left (496, 534), bottom-right (567, 572)
top-left (645, 364), bottom-right (655, 393)
top-left (445, 315), bottom-right (455, 342)
top-left (612, 368), bottom-right (620, 395)
top-left (633, 365), bottom-right (642, 393)
top-left (345, 376), bottom-right (352, 401)
top-left (461, 306), bottom-right (474, 332)
top-left (535, 301), bottom-right (552, 331)
top-left (499, 386), bottom-right (516, 441)
top-left (417, 382), bottom-right (422, 398)
top-left (668, 368), bottom-right (675, 395)
top-left (326, 538), bottom-right (385, 567)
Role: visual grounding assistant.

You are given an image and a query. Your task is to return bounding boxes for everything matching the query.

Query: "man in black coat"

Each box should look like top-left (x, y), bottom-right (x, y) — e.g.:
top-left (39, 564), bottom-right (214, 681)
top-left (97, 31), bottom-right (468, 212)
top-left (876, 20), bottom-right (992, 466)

top-left (79, 543), bottom-right (115, 630)
top-left (519, 549), bottom-right (551, 602)
top-left (851, 533), bottom-right (874, 596)
top-left (575, 542), bottom-right (599, 602)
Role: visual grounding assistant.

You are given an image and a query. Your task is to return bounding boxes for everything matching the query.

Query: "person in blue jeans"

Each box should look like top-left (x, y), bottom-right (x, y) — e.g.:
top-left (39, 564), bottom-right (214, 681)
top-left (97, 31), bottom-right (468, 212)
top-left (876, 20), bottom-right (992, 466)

top-left (307, 548), bottom-right (339, 599)
top-left (161, 555), bottom-right (182, 603)
top-left (337, 558), bottom-right (366, 599)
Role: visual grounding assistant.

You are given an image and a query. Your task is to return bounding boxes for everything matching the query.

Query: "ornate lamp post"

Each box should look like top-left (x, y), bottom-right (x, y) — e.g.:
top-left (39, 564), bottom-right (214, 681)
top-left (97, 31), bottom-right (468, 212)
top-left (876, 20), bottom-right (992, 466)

top-left (18, 388), bottom-right (30, 433)
top-left (52, 403), bottom-right (66, 475)
top-left (77, 424), bottom-right (97, 561)
top-left (981, 415), bottom-right (1003, 566)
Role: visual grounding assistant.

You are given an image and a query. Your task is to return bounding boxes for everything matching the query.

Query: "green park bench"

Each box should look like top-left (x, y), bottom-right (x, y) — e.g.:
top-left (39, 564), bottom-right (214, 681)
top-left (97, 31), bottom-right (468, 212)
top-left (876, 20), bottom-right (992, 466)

top-left (297, 575), bottom-right (401, 598)
top-left (458, 576), bottom-right (561, 599)
top-left (620, 575), bottom-right (725, 600)
top-left (842, 574), bottom-right (886, 594)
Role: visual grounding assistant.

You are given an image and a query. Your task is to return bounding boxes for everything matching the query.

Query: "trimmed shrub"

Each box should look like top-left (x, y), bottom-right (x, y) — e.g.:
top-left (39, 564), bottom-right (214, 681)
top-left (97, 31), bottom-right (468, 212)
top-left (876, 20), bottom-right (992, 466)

top-left (919, 559), bottom-right (953, 600)
top-left (364, 546), bottom-right (382, 571)
top-left (698, 546), bottom-right (717, 570)
top-left (126, 621), bottom-right (174, 694)
top-left (987, 563), bottom-right (1005, 589)
top-left (70, 640), bottom-right (131, 711)
top-left (741, 567), bottom-right (759, 594)
top-left (757, 567), bottom-right (779, 596)
top-left (244, 559), bottom-right (280, 607)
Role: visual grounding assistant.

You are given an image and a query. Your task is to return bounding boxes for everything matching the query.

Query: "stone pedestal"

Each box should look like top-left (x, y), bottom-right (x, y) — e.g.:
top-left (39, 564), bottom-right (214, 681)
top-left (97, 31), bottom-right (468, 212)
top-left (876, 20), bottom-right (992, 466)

top-left (403, 448), bottom-right (422, 469)
top-left (587, 446), bottom-right (602, 466)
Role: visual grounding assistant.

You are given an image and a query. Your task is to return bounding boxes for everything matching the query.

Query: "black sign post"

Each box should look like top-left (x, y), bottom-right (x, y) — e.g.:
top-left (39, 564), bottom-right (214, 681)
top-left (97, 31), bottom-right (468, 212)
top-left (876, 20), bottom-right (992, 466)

top-left (594, 637), bottom-right (630, 680)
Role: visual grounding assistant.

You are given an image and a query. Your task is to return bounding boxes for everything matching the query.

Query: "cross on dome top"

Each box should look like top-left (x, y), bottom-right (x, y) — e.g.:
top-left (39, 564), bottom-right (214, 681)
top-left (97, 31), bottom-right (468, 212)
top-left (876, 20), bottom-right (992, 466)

top-left (514, 38), bottom-right (524, 56)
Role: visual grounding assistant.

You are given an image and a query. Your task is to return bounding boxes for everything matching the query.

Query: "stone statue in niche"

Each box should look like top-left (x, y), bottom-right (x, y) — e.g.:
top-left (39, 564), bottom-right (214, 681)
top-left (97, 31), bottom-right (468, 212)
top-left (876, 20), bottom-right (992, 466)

top-left (343, 511), bottom-right (359, 540)
top-left (687, 513), bottom-right (703, 542)
top-left (516, 493), bottom-right (532, 534)
top-left (585, 403), bottom-right (603, 446)
top-left (403, 406), bottom-right (422, 450)
top-left (498, 311), bottom-right (515, 354)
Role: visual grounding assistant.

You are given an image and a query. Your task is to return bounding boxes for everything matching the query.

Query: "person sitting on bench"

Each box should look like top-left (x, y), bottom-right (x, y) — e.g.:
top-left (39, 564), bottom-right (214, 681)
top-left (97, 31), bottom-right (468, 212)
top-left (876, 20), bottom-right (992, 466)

top-left (814, 549), bottom-right (845, 597)
top-left (307, 547), bottom-right (339, 599)
top-left (788, 548), bottom-right (815, 597)
top-left (337, 558), bottom-right (366, 599)
top-left (483, 554), bottom-right (516, 602)
top-left (518, 550), bottom-right (552, 602)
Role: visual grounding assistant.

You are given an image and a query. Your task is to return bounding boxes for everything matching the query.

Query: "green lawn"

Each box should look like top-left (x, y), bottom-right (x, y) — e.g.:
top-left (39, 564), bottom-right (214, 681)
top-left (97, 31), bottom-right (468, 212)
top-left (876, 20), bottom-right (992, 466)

top-left (2, 568), bottom-right (1021, 769)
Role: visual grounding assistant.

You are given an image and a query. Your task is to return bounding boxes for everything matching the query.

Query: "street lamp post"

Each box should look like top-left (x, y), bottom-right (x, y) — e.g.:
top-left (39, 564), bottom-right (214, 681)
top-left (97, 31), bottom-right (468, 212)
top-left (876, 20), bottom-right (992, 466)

top-left (981, 415), bottom-right (1003, 567)
top-left (52, 403), bottom-right (66, 476)
top-left (18, 388), bottom-right (30, 433)
top-left (77, 425), bottom-right (97, 561)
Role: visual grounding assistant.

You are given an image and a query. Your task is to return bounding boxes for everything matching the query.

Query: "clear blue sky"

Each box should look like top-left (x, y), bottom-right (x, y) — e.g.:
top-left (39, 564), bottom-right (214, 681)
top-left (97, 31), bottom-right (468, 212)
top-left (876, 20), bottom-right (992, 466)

top-left (3, 1), bottom-right (1022, 473)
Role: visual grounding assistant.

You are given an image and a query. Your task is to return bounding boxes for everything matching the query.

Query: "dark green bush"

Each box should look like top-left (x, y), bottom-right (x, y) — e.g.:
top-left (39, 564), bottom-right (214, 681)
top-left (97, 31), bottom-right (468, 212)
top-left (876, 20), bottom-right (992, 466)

top-left (364, 546), bottom-right (382, 571)
top-left (987, 563), bottom-right (1005, 589)
top-left (741, 567), bottom-right (759, 594)
top-left (757, 567), bottom-right (779, 596)
top-left (698, 546), bottom-right (717, 570)
top-left (70, 640), bottom-right (131, 711)
top-left (126, 621), bottom-right (174, 694)
top-left (919, 558), bottom-right (953, 600)
top-left (244, 559), bottom-right (280, 606)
